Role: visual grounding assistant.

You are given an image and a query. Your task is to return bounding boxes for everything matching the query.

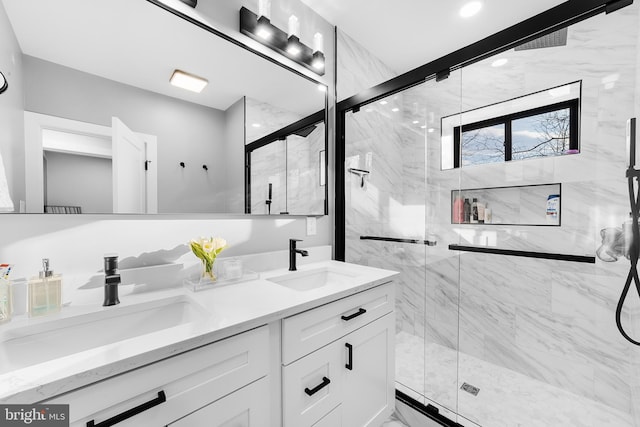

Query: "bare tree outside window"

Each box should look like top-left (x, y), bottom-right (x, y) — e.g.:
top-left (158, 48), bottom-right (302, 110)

top-left (512, 108), bottom-right (571, 160)
top-left (459, 106), bottom-right (572, 167)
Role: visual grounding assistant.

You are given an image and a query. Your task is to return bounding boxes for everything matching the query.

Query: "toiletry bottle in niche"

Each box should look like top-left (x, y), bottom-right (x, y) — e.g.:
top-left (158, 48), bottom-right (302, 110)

top-left (484, 204), bottom-right (492, 224)
top-left (28, 258), bottom-right (62, 317)
top-left (546, 194), bottom-right (560, 224)
top-left (471, 198), bottom-right (478, 223)
top-left (453, 197), bottom-right (464, 223)
top-left (477, 201), bottom-right (485, 224)
top-left (463, 198), bottom-right (471, 223)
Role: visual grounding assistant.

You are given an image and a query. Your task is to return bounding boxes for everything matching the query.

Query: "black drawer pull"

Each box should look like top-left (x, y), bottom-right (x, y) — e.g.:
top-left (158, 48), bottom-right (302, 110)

top-left (345, 343), bottom-right (353, 370)
top-left (87, 390), bottom-right (167, 427)
top-left (341, 308), bottom-right (366, 321)
top-left (304, 377), bottom-right (331, 396)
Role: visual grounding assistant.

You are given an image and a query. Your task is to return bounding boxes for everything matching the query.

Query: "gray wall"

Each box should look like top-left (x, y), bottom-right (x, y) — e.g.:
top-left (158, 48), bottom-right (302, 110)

top-left (23, 55), bottom-right (230, 214)
top-left (0, 2), bottom-right (24, 210)
top-left (44, 151), bottom-right (112, 214)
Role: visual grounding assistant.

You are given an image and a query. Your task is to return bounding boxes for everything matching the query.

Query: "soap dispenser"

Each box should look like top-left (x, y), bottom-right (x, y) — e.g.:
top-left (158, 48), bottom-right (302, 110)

top-left (28, 258), bottom-right (62, 317)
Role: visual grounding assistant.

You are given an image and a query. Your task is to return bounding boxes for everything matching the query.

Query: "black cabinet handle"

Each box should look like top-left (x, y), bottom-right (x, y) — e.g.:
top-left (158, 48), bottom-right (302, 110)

top-left (87, 391), bottom-right (167, 427)
top-left (341, 308), bottom-right (366, 321)
top-left (345, 343), bottom-right (353, 370)
top-left (304, 377), bottom-right (331, 396)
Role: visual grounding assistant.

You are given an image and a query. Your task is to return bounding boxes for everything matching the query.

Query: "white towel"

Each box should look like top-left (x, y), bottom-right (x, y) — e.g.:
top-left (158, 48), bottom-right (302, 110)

top-left (0, 149), bottom-right (14, 212)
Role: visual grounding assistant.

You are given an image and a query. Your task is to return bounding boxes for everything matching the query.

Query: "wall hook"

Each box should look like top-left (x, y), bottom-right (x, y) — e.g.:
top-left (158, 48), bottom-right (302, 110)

top-left (179, 162), bottom-right (185, 168)
top-left (202, 164), bottom-right (208, 171)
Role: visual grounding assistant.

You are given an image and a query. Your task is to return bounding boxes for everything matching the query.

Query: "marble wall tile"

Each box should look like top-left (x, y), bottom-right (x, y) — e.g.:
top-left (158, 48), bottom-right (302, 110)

top-left (336, 29), bottom-right (396, 102)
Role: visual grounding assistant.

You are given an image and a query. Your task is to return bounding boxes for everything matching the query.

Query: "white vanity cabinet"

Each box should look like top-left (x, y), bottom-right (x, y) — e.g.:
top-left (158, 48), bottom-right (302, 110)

top-left (282, 282), bottom-right (395, 427)
top-left (42, 325), bottom-right (270, 427)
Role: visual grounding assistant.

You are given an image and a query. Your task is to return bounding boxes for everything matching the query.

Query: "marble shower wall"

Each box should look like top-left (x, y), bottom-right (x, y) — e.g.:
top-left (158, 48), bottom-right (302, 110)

top-left (412, 4), bottom-right (640, 420)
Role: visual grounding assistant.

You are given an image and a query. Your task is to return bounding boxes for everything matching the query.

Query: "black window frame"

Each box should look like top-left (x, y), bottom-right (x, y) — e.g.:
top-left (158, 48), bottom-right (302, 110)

top-left (453, 98), bottom-right (580, 168)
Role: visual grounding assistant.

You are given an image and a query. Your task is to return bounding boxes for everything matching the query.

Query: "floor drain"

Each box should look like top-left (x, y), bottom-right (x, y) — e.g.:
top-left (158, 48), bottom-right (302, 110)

top-left (460, 382), bottom-right (480, 396)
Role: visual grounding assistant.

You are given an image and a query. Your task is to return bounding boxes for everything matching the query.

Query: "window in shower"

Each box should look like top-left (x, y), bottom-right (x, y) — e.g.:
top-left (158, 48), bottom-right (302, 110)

top-left (442, 81), bottom-right (581, 169)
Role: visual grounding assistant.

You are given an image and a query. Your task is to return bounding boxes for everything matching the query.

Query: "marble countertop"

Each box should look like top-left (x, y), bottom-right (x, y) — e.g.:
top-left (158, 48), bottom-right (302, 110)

top-left (0, 260), bottom-right (397, 404)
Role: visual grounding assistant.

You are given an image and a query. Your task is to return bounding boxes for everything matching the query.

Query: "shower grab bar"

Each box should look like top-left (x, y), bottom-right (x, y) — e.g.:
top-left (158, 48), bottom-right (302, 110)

top-left (448, 244), bottom-right (595, 263)
top-left (360, 236), bottom-right (437, 246)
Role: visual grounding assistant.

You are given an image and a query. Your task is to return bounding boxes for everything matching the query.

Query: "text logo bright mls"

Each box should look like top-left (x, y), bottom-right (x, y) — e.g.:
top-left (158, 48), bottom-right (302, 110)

top-left (1, 405), bottom-right (69, 426)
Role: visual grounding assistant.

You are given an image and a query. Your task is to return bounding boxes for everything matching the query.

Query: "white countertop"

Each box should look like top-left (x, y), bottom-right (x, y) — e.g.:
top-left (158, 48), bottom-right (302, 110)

top-left (0, 260), bottom-right (397, 404)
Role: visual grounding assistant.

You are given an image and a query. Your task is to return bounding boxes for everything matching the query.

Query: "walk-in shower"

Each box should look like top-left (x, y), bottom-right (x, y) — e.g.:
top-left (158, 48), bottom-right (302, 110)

top-left (342, 2), bottom-right (640, 426)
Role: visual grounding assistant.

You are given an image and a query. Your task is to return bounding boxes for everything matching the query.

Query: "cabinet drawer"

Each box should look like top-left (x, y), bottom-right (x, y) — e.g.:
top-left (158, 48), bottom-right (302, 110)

top-left (44, 325), bottom-right (269, 426)
top-left (282, 282), bottom-right (394, 364)
top-left (169, 376), bottom-right (270, 427)
top-left (282, 338), bottom-right (344, 427)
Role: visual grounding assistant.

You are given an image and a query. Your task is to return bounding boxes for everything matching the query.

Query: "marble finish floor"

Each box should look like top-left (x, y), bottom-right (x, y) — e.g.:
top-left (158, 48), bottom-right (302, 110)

top-left (395, 331), bottom-right (636, 427)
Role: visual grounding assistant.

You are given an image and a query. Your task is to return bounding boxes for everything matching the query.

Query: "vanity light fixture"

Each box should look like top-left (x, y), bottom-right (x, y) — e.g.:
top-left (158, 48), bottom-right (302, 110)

top-left (312, 33), bottom-right (325, 71)
top-left (287, 15), bottom-right (302, 56)
top-left (460, 1), bottom-right (482, 18)
top-left (170, 69), bottom-right (208, 93)
top-left (239, 7), bottom-right (325, 76)
top-left (256, 0), bottom-right (272, 39)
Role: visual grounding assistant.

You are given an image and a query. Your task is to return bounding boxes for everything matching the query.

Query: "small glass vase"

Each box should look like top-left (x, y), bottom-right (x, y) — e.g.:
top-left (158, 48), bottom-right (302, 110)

top-left (200, 258), bottom-right (217, 285)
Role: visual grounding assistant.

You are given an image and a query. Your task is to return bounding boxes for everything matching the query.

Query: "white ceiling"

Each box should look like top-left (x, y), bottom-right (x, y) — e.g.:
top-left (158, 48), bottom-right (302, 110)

top-left (2, 0), bottom-right (324, 115)
top-left (299, 0), bottom-right (568, 74)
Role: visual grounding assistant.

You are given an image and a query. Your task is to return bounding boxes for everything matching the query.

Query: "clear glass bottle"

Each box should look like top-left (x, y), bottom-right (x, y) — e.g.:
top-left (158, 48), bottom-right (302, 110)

top-left (28, 258), bottom-right (62, 317)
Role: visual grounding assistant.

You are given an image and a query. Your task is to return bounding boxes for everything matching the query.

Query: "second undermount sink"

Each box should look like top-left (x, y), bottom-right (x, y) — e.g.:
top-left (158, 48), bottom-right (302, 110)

top-left (0, 295), bottom-right (208, 375)
top-left (266, 264), bottom-right (359, 291)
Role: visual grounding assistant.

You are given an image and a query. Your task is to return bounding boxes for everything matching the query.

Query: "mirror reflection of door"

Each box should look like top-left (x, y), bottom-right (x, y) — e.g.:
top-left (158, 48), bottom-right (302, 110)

top-left (24, 112), bottom-right (157, 214)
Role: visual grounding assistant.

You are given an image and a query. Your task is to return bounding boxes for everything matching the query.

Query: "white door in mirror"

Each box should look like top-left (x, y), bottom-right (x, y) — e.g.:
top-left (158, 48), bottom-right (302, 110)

top-left (112, 117), bottom-right (148, 214)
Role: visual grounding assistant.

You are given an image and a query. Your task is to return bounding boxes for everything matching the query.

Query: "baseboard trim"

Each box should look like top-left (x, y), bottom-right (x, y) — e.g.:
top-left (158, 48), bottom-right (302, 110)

top-left (396, 390), bottom-right (465, 427)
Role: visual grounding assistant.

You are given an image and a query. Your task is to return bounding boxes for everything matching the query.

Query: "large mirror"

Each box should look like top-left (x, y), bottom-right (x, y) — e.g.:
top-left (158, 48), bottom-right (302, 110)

top-left (0, 0), bottom-right (327, 215)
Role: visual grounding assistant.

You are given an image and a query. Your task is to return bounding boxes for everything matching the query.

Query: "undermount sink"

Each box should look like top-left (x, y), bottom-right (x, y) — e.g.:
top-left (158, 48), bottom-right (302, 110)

top-left (266, 265), bottom-right (358, 291)
top-left (0, 295), bottom-right (208, 374)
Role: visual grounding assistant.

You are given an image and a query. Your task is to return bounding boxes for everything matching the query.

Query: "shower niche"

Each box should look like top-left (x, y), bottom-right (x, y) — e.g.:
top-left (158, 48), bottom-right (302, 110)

top-left (451, 183), bottom-right (561, 226)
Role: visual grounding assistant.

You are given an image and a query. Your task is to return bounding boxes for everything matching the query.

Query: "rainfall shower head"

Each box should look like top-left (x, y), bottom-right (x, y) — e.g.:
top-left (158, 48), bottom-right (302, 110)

top-left (515, 27), bottom-right (568, 51)
top-left (293, 125), bottom-right (317, 138)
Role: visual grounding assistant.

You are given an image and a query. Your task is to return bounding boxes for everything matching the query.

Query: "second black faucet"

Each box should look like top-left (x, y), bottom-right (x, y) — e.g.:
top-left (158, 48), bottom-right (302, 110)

top-left (289, 239), bottom-right (309, 271)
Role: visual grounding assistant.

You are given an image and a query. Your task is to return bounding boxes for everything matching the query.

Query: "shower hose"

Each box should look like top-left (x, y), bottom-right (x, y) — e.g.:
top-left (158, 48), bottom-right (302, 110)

top-left (619, 165), bottom-right (640, 346)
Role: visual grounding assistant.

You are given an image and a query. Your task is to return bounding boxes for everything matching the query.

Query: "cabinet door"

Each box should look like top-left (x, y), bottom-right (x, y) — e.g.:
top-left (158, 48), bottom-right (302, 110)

top-left (342, 313), bottom-right (395, 427)
top-left (169, 377), bottom-right (270, 427)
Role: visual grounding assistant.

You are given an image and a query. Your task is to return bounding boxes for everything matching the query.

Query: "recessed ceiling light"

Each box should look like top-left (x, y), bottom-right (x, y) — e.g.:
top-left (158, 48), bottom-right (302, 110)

top-left (412, 120), bottom-right (419, 124)
top-left (420, 125), bottom-right (427, 129)
top-left (170, 69), bottom-right (208, 93)
top-left (251, 123), bottom-right (261, 128)
top-left (365, 107), bottom-right (374, 113)
top-left (427, 128), bottom-right (435, 133)
top-left (391, 107), bottom-right (400, 112)
top-left (379, 100), bottom-right (388, 105)
top-left (491, 58), bottom-right (508, 67)
top-left (460, 1), bottom-right (482, 18)
top-left (317, 84), bottom-right (327, 92)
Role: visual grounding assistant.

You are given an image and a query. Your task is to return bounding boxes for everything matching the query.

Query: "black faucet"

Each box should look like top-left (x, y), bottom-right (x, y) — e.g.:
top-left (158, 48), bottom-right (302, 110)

top-left (289, 239), bottom-right (309, 271)
top-left (103, 255), bottom-right (121, 306)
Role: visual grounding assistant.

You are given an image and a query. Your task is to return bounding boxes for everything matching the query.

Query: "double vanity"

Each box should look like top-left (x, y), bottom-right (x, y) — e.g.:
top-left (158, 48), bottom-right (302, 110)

top-left (0, 259), bottom-right (397, 427)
